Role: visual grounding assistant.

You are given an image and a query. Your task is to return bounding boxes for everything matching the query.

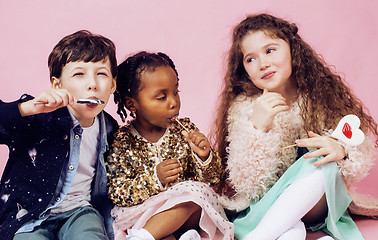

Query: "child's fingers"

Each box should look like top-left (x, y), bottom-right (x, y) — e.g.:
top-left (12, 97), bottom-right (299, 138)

top-left (44, 92), bottom-right (65, 107)
top-left (313, 154), bottom-right (338, 166)
top-left (35, 89), bottom-right (73, 108)
top-left (160, 159), bottom-right (181, 170)
top-left (196, 139), bottom-right (209, 150)
top-left (50, 89), bottom-right (74, 107)
top-left (164, 166), bottom-right (183, 177)
top-left (296, 137), bottom-right (323, 149)
top-left (308, 131), bottom-right (321, 138)
top-left (259, 90), bottom-right (286, 102)
top-left (303, 148), bottom-right (328, 159)
top-left (191, 134), bottom-right (204, 147)
top-left (185, 131), bottom-right (202, 143)
top-left (270, 104), bottom-right (290, 116)
top-left (163, 174), bottom-right (180, 183)
top-left (55, 89), bottom-right (74, 106)
top-left (157, 159), bottom-right (182, 185)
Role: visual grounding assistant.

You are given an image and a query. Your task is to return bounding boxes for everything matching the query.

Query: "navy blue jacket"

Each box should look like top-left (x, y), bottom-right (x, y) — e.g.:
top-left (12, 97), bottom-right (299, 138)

top-left (0, 94), bottom-right (118, 239)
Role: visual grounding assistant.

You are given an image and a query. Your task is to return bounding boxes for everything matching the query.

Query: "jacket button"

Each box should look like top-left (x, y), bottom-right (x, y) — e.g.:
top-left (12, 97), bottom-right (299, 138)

top-left (74, 135), bottom-right (79, 140)
top-left (56, 197), bottom-right (61, 202)
top-left (69, 165), bottom-right (74, 170)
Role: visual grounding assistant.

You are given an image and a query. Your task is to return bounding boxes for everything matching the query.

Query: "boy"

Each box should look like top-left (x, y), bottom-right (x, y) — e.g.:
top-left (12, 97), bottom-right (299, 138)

top-left (0, 30), bottom-right (118, 240)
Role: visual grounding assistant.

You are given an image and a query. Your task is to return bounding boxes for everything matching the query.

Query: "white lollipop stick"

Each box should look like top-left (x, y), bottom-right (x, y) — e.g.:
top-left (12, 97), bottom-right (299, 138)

top-left (175, 118), bottom-right (190, 132)
top-left (34, 98), bottom-right (105, 105)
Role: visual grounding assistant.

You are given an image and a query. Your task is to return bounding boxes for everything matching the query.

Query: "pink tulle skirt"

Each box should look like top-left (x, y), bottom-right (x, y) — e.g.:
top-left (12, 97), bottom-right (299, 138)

top-left (111, 181), bottom-right (234, 240)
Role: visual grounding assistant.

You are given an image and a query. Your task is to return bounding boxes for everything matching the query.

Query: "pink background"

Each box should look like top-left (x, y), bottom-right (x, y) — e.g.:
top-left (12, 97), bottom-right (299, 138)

top-left (0, 0), bottom-right (377, 238)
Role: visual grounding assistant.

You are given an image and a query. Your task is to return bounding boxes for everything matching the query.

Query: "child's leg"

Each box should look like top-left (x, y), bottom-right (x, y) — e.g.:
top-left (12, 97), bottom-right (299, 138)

top-left (58, 206), bottom-right (108, 240)
top-left (13, 228), bottom-right (55, 240)
top-left (276, 220), bottom-right (306, 240)
top-left (142, 202), bottom-right (201, 239)
top-left (244, 168), bottom-right (325, 240)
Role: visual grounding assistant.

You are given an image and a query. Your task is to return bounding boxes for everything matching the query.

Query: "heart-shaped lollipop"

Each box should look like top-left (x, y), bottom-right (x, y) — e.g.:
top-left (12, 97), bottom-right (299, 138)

top-left (331, 114), bottom-right (365, 146)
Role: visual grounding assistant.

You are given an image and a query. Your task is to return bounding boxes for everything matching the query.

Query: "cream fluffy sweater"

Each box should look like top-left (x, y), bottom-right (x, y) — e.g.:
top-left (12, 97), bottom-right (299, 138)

top-left (221, 95), bottom-right (376, 212)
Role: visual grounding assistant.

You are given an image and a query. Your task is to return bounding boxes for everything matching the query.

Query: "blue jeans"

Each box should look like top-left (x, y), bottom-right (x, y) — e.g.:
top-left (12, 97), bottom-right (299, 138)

top-left (13, 206), bottom-right (108, 240)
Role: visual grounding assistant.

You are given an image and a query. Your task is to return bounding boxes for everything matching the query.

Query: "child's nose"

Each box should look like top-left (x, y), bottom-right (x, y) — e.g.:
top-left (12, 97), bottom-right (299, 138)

top-left (259, 57), bottom-right (271, 70)
top-left (169, 97), bottom-right (178, 109)
top-left (87, 77), bottom-right (97, 91)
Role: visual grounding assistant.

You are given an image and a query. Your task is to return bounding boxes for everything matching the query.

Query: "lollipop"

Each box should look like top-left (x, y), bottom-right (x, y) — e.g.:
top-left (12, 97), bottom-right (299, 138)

top-left (331, 114), bottom-right (365, 146)
top-left (281, 114), bottom-right (365, 150)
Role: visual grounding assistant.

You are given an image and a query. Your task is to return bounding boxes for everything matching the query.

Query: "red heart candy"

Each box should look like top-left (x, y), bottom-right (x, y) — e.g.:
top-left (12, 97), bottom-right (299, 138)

top-left (342, 122), bottom-right (352, 139)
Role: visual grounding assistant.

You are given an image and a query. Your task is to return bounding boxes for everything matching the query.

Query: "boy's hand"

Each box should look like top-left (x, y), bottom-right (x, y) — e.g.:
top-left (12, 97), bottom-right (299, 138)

top-left (19, 88), bottom-right (74, 117)
top-left (182, 130), bottom-right (210, 161)
top-left (252, 89), bottom-right (289, 131)
top-left (296, 131), bottom-right (346, 166)
top-left (156, 159), bottom-right (182, 186)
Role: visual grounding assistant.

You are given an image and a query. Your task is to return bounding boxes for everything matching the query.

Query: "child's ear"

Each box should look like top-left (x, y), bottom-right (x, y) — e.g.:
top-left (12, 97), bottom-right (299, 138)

top-left (125, 97), bottom-right (136, 113)
top-left (51, 77), bottom-right (61, 89)
top-left (110, 77), bottom-right (117, 94)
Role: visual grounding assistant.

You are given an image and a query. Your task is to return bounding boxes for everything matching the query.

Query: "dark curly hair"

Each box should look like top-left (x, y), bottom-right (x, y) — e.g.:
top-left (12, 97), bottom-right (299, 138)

top-left (114, 51), bottom-right (179, 122)
top-left (212, 13), bottom-right (378, 160)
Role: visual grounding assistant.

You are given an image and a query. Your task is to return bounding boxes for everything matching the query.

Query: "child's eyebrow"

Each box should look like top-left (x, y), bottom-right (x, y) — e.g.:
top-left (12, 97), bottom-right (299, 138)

top-left (152, 89), bottom-right (167, 96)
top-left (152, 85), bottom-right (178, 96)
top-left (71, 66), bottom-right (85, 70)
top-left (96, 66), bottom-right (111, 71)
top-left (264, 42), bottom-right (279, 48)
top-left (69, 67), bottom-right (85, 73)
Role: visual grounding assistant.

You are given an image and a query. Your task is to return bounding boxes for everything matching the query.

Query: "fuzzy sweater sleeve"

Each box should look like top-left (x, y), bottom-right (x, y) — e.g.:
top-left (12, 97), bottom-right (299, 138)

top-left (336, 134), bottom-right (376, 183)
top-left (226, 97), bottom-right (280, 203)
top-left (222, 96), bottom-right (304, 211)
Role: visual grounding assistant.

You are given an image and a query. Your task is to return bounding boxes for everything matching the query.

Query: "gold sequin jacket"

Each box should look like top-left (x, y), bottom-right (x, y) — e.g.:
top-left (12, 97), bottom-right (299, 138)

top-left (106, 118), bottom-right (224, 207)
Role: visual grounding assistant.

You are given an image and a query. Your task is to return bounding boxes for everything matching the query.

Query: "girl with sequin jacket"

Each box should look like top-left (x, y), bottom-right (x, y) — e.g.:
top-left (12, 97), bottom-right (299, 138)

top-left (106, 51), bottom-right (234, 240)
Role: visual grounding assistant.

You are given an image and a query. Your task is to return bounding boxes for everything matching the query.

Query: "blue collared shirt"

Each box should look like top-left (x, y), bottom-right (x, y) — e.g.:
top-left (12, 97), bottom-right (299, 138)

top-left (16, 111), bottom-right (113, 238)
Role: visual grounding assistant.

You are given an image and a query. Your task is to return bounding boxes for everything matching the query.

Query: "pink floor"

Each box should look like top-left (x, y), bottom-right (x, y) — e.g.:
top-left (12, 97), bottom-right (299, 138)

top-left (306, 215), bottom-right (378, 239)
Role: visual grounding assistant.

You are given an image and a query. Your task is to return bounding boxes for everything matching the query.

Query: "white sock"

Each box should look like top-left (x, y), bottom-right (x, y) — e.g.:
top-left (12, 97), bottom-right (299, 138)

top-left (179, 229), bottom-right (201, 240)
top-left (244, 168), bottom-right (325, 240)
top-left (126, 228), bottom-right (155, 240)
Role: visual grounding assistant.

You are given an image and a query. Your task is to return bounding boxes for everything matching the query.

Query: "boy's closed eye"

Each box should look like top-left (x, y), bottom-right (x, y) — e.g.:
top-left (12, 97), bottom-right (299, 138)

top-left (97, 72), bottom-right (109, 77)
top-left (73, 72), bottom-right (84, 77)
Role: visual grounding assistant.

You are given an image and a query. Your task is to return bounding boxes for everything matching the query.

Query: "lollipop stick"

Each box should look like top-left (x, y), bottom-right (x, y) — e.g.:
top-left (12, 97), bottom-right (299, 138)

top-left (175, 118), bottom-right (190, 132)
top-left (280, 144), bottom-right (297, 150)
top-left (33, 99), bottom-right (104, 105)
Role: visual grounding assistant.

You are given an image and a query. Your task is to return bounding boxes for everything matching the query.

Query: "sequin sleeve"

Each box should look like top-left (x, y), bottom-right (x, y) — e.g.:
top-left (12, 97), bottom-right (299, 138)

top-left (106, 126), bottom-right (161, 207)
top-left (170, 118), bottom-right (225, 188)
top-left (195, 147), bottom-right (224, 187)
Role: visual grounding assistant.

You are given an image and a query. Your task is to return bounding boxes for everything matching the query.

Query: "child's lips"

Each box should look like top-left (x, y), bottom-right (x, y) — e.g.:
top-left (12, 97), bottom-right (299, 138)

top-left (262, 71), bottom-right (275, 79)
top-left (168, 114), bottom-right (179, 122)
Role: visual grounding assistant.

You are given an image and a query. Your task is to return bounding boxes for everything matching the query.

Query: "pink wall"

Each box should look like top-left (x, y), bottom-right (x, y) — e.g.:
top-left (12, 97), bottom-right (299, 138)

top-left (0, 0), bottom-right (377, 198)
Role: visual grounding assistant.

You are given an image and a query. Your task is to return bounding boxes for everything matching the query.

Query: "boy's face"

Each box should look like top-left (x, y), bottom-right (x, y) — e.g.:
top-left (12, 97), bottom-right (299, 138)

top-left (52, 59), bottom-right (116, 127)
